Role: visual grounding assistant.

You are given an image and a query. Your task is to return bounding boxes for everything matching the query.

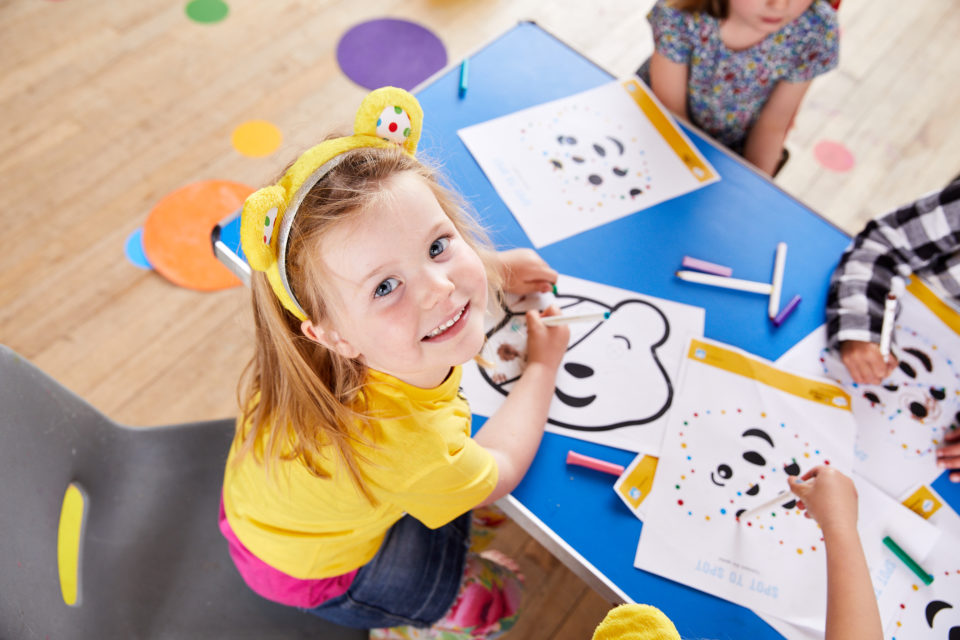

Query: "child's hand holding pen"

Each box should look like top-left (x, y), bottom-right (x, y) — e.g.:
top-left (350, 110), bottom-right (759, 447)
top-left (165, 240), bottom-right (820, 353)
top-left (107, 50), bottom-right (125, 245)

top-left (787, 466), bottom-right (858, 532)
top-left (839, 341), bottom-right (897, 385)
top-left (525, 305), bottom-right (570, 373)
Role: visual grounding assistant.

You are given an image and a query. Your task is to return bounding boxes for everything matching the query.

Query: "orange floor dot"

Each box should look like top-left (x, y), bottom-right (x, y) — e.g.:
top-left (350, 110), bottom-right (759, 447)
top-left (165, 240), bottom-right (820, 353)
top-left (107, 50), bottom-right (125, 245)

top-left (142, 180), bottom-right (252, 291)
top-left (231, 120), bottom-right (282, 157)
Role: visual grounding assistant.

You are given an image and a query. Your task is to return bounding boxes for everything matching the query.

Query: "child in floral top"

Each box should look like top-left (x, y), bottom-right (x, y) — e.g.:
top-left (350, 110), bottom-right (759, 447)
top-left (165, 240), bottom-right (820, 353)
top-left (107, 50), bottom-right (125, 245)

top-left (638, 0), bottom-right (839, 176)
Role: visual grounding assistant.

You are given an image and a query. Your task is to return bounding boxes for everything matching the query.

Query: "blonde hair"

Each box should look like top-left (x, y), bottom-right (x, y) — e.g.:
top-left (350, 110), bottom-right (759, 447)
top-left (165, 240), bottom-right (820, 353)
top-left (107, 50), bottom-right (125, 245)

top-left (668, 0), bottom-right (728, 18)
top-left (236, 143), bottom-right (501, 502)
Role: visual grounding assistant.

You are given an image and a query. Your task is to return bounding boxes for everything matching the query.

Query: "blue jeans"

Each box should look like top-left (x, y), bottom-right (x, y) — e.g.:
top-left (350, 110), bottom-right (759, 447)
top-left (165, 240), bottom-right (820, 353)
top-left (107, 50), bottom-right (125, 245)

top-left (303, 512), bottom-right (472, 629)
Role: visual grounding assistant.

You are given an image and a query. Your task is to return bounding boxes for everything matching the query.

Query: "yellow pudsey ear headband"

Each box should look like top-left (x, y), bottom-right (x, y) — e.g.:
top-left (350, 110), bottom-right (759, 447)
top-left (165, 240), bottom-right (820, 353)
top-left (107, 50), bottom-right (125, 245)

top-left (240, 87), bottom-right (424, 321)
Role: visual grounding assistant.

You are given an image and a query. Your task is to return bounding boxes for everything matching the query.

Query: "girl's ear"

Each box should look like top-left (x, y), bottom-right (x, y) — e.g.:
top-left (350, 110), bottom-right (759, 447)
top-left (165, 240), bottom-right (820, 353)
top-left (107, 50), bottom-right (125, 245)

top-left (301, 320), bottom-right (361, 359)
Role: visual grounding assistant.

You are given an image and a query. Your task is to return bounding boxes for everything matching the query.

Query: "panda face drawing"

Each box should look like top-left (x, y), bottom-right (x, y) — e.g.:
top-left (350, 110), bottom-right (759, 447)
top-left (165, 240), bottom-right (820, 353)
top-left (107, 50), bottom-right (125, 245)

top-left (478, 292), bottom-right (673, 431)
top-left (671, 409), bottom-right (828, 549)
top-left (823, 330), bottom-right (960, 458)
top-left (548, 133), bottom-right (649, 206)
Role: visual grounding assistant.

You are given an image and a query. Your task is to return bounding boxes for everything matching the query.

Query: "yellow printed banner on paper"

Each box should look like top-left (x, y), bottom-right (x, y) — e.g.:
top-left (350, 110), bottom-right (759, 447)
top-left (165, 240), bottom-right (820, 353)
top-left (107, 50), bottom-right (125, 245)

top-left (901, 484), bottom-right (943, 520)
top-left (617, 455), bottom-right (659, 511)
top-left (906, 278), bottom-right (960, 335)
top-left (621, 79), bottom-right (716, 183)
top-left (687, 339), bottom-right (851, 411)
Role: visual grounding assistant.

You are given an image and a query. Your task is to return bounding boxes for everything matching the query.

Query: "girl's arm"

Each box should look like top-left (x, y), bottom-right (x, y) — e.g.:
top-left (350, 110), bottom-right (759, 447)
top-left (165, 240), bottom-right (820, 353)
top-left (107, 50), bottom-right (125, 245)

top-left (648, 50), bottom-right (690, 122)
top-left (827, 184), bottom-right (960, 383)
top-left (743, 79), bottom-right (811, 176)
top-left (788, 467), bottom-right (883, 640)
top-left (475, 307), bottom-right (569, 505)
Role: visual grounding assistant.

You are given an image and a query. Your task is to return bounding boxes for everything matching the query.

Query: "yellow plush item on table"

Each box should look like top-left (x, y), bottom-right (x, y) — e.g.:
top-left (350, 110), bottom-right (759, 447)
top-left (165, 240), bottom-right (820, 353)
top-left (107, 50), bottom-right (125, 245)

top-left (239, 86), bottom-right (423, 320)
top-left (592, 604), bottom-right (682, 640)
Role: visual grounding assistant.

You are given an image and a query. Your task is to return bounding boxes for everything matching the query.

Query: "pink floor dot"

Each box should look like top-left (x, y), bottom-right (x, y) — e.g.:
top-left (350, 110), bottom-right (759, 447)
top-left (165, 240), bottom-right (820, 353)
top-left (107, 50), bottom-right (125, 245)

top-left (814, 140), bottom-right (855, 172)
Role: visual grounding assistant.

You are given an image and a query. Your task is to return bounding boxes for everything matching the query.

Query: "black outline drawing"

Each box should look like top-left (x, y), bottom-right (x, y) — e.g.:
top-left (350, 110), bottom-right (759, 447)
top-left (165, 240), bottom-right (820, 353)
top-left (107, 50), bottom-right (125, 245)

top-left (477, 292), bottom-right (674, 432)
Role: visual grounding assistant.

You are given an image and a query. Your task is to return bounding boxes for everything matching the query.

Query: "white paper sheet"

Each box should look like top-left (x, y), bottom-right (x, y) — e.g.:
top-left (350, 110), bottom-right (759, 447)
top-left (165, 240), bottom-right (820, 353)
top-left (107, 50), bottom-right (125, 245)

top-left (634, 337), bottom-right (857, 627)
top-left (457, 79), bottom-right (720, 247)
top-left (460, 274), bottom-right (705, 453)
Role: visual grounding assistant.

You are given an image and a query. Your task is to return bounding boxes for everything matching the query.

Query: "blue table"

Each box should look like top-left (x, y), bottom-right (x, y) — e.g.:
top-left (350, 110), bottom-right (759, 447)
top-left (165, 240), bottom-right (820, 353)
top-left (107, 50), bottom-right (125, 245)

top-left (213, 21), bottom-right (960, 639)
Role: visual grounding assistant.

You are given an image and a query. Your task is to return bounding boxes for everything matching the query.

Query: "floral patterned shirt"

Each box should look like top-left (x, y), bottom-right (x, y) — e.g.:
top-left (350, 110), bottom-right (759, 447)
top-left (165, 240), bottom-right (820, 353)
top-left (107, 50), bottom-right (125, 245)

top-left (642, 0), bottom-right (839, 149)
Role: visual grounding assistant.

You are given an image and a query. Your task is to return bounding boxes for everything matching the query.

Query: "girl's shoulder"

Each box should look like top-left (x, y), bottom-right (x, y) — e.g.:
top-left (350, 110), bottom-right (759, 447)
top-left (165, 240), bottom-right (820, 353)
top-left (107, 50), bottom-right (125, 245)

top-left (648, 0), bottom-right (709, 33)
top-left (795, 0), bottom-right (840, 36)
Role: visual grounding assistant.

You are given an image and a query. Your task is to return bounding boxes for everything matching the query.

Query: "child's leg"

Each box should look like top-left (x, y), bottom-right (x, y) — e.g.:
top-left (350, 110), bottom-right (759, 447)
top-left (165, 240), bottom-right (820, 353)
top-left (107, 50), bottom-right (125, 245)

top-left (304, 512), bottom-right (472, 629)
top-left (468, 504), bottom-right (508, 553)
top-left (370, 549), bottom-right (524, 640)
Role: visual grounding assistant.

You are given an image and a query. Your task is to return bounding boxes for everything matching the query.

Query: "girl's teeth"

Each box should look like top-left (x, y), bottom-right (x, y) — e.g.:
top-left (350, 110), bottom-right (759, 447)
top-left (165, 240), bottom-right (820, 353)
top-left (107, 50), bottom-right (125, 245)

top-left (428, 307), bottom-right (464, 338)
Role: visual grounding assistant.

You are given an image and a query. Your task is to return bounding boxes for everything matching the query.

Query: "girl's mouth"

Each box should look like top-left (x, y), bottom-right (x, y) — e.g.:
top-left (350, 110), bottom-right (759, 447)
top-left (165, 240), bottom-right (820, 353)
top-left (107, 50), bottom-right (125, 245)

top-left (423, 303), bottom-right (469, 341)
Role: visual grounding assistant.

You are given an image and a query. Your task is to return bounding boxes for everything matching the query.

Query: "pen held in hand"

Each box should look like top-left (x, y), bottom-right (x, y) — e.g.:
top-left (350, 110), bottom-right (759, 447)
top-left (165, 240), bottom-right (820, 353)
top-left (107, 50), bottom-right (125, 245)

top-left (737, 488), bottom-right (794, 522)
top-left (879, 293), bottom-right (897, 359)
top-left (540, 311), bottom-right (611, 326)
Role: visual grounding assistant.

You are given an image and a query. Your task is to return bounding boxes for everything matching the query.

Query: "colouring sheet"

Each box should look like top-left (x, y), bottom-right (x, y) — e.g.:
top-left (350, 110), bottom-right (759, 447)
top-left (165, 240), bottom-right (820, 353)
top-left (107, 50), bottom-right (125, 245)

top-left (634, 338), bottom-right (858, 627)
top-left (457, 79), bottom-right (720, 247)
top-left (460, 274), bottom-right (705, 453)
top-left (779, 279), bottom-right (960, 500)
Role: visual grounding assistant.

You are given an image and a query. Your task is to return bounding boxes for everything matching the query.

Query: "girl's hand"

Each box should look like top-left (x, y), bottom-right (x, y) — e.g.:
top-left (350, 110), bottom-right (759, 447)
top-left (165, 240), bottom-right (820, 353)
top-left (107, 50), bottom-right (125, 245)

top-left (788, 466), bottom-right (859, 535)
top-left (525, 305), bottom-right (570, 372)
top-left (496, 248), bottom-right (558, 295)
top-left (840, 340), bottom-right (897, 385)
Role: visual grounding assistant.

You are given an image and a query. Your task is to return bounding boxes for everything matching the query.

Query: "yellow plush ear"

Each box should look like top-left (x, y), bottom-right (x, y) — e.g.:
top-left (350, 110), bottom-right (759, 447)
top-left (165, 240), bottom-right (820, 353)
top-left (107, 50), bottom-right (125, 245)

top-left (353, 86), bottom-right (423, 154)
top-left (240, 185), bottom-right (288, 272)
top-left (591, 604), bottom-right (681, 640)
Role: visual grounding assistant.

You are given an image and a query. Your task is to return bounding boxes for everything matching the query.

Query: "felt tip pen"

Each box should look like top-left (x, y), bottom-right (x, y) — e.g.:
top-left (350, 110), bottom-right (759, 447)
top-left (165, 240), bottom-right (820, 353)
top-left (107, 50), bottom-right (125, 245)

top-left (768, 242), bottom-right (788, 319)
top-left (882, 535), bottom-right (933, 585)
top-left (737, 489), bottom-right (794, 522)
top-left (772, 294), bottom-right (802, 327)
top-left (458, 59), bottom-right (469, 98)
top-left (879, 293), bottom-right (897, 358)
top-left (566, 450), bottom-right (625, 476)
top-left (541, 311), bottom-right (610, 326)
top-left (675, 270), bottom-right (774, 295)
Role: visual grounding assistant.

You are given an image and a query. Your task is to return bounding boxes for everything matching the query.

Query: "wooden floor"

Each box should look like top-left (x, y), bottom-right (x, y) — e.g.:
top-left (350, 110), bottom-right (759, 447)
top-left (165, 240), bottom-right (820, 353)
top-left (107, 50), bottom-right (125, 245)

top-left (2, 0), bottom-right (958, 637)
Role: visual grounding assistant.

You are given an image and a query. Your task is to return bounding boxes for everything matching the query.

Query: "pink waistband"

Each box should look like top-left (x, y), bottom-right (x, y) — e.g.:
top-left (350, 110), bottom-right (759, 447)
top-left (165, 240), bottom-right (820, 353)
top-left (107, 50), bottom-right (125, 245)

top-left (218, 498), bottom-right (357, 608)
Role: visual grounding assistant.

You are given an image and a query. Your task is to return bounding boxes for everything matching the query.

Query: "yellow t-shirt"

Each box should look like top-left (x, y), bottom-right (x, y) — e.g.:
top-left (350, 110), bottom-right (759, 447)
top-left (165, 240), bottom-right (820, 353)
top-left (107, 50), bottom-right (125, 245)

top-left (221, 366), bottom-right (498, 579)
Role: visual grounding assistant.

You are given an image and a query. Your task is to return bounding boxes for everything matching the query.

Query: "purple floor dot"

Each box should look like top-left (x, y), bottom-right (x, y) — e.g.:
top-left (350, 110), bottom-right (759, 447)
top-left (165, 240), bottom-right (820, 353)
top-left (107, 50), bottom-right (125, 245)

top-left (336, 18), bottom-right (447, 90)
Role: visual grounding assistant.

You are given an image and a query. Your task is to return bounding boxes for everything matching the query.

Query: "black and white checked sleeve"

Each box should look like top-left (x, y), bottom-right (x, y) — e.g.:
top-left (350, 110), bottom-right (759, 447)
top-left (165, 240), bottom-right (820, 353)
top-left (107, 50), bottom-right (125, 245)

top-left (825, 181), bottom-right (960, 349)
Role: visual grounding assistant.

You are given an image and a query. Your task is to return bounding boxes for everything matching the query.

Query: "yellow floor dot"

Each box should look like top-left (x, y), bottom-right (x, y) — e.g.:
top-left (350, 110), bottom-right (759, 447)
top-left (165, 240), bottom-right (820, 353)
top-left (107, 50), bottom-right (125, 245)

top-left (232, 120), bottom-right (282, 157)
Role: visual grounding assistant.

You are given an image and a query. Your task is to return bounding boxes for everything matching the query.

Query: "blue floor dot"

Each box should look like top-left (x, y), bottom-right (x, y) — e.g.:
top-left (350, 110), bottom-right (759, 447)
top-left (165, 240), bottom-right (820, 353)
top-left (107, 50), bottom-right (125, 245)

top-left (125, 228), bottom-right (153, 270)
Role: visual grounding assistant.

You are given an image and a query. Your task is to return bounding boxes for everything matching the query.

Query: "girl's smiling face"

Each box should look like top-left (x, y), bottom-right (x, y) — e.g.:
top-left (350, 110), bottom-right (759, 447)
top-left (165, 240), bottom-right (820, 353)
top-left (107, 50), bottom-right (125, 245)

top-left (303, 171), bottom-right (489, 388)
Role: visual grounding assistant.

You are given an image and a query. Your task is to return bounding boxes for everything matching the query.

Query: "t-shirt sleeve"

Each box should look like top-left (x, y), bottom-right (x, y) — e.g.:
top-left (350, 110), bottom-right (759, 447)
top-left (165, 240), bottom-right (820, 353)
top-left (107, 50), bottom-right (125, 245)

top-left (647, 0), bottom-right (695, 64)
top-left (785, 0), bottom-right (839, 83)
top-left (391, 436), bottom-right (498, 529)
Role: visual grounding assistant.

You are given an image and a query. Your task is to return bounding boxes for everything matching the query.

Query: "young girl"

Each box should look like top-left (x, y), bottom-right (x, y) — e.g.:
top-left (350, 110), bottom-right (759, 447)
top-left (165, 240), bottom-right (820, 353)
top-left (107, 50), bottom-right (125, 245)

top-left (219, 87), bottom-right (570, 638)
top-left (638, 0), bottom-right (840, 176)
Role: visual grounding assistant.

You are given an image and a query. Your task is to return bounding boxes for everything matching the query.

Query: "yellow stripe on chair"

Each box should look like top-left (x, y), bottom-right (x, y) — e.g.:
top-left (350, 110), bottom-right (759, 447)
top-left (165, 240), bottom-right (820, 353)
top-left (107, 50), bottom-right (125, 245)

top-left (57, 483), bottom-right (87, 606)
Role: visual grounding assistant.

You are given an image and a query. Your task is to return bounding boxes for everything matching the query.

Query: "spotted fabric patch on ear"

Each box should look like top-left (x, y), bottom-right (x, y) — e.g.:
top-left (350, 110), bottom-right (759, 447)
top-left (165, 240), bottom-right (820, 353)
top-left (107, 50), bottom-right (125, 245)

top-left (376, 105), bottom-right (412, 145)
top-left (262, 206), bottom-right (278, 244)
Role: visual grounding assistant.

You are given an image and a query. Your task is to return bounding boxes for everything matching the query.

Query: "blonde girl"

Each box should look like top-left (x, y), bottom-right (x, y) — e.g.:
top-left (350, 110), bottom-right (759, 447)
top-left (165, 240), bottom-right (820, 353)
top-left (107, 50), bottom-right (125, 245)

top-left (219, 87), bottom-right (569, 638)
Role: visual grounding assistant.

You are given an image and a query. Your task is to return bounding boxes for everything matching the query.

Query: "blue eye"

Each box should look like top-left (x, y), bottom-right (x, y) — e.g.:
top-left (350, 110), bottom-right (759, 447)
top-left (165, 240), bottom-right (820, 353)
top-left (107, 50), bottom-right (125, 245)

top-left (429, 236), bottom-right (450, 258)
top-left (374, 277), bottom-right (399, 298)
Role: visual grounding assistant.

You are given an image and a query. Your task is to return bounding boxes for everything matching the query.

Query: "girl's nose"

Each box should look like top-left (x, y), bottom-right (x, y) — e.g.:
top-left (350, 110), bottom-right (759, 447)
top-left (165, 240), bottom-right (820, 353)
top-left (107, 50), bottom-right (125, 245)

top-left (420, 265), bottom-right (455, 309)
